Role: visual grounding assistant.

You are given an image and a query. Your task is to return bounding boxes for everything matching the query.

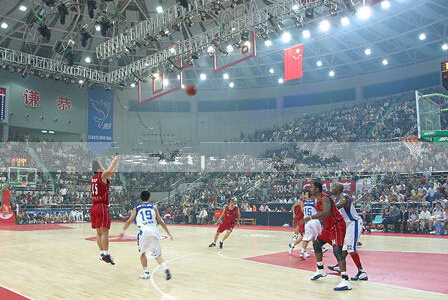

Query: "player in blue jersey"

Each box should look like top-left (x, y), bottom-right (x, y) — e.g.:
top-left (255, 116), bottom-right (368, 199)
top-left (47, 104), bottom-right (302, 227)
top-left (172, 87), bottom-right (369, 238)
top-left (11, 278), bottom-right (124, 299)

top-left (120, 191), bottom-right (173, 280)
top-left (329, 183), bottom-right (368, 281)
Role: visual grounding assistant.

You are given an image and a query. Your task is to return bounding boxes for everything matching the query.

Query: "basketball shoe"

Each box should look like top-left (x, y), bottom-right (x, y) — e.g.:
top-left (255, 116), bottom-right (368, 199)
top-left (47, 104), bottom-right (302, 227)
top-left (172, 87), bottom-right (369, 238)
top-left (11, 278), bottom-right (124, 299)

top-left (288, 244), bottom-right (294, 254)
top-left (310, 269), bottom-right (327, 281)
top-left (140, 272), bottom-right (150, 279)
top-left (219, 241), bottom-right (223, 249)
top-left (208, 242), bottom-right (216, 247)
top-left (300, 249), bottom-right (310, 258)
top-left (328, 264), bottom-right (340, 273)
top-left (351, 270), bottom-right (368, 281)
top-left (101, 254), bottom-right (115, 265)
top-left (334, 279), bottom-right (352, 291)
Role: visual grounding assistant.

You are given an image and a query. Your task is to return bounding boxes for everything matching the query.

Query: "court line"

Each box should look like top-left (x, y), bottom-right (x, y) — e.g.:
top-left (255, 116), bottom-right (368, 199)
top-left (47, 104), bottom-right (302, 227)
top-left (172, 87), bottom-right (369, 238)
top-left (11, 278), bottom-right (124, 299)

top-left (150, 250), bottom-right (206, 300)
top-left (0, 285), bottom-right (35, 300)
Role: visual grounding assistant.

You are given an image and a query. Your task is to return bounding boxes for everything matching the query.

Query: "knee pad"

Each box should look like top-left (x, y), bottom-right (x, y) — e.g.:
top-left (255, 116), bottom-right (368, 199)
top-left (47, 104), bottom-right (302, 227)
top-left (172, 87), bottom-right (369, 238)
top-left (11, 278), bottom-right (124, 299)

top-left (333, 246), bottom-right (344, 261)
top-left (313, 238), bottom-right (325, 254)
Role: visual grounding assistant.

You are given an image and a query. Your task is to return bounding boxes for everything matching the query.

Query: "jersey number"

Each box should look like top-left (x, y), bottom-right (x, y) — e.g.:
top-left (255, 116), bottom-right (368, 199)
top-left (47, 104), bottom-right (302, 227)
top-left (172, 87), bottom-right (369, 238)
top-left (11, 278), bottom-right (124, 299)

top-left (304, 207), bottom-right (313, 217)
top-left (91, 183), bottom-right (98, 195)
top-left (140, 210), bottom-right (153, 221)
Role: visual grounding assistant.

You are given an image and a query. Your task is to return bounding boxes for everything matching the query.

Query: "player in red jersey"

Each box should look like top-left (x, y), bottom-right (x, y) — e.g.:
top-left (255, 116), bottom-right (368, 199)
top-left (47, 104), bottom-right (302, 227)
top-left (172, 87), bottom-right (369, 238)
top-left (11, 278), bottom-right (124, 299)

top-left (288, 191), bottom-right (305, 254)
top-left (300, 181), bottom-right (351, 291)
top-left (91, 155), bottom-right (119, 265)
top-left (209, 197), bottom-right (240, 249)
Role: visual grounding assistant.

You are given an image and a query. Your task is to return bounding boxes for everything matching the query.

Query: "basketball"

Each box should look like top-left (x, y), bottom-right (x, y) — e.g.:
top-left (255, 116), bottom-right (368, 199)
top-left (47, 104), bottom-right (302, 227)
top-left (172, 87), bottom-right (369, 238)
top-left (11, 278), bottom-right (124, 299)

top-left (186, 84), bottom-right (197, 96)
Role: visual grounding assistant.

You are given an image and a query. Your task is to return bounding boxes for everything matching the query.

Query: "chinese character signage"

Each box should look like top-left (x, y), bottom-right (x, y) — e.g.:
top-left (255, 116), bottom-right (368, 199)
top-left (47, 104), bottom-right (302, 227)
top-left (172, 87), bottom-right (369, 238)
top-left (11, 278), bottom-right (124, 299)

top-left (87, 88), bottom-right (114, 154)
top-left (56, 96), bottom-right (72, 111)
top-left (24, 89), bottom-right (40, 107)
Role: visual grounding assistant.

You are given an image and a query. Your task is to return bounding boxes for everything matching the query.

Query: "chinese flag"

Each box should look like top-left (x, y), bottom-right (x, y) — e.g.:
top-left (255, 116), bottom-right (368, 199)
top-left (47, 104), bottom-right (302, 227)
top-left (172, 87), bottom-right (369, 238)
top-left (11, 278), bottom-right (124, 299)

top-left (284, 44), bottom-right (303, 81)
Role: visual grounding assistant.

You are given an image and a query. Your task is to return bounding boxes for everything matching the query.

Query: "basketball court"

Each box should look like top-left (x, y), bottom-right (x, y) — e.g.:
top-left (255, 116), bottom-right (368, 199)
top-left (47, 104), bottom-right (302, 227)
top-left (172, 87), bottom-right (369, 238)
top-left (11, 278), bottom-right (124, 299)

top-left (0, 223), bottom-right (447, 300)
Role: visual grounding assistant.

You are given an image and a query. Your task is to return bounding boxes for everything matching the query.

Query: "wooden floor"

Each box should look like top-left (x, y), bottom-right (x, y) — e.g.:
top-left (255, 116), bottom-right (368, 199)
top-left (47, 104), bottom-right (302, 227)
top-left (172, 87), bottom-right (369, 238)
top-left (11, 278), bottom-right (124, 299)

top-left (1, 223), bottom-right (448, 300)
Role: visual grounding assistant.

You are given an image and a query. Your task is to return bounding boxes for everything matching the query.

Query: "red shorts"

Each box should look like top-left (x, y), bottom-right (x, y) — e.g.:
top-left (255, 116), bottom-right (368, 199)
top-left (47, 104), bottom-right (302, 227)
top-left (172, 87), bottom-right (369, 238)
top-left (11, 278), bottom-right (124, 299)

top-left (317, 221), bottom-right (346, 247)
top-left (217, 222), bottom-right (235, 233)
top-left (90, 203), bottom-right (111, 229)
top-left (294, 218), bottom-right (305, 234)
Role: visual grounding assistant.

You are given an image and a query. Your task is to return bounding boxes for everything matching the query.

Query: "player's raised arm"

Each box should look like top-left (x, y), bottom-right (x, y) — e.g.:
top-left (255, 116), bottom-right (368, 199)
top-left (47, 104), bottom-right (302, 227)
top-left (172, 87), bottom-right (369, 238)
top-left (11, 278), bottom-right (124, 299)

top-left (301, 196), bottom-right (331, 223)
top-left (101, 155), bottom-right (120, 182)
top-left (155, 206), bottom-right (173, 240)
top-left (120, 208), bottom-right (136, 238)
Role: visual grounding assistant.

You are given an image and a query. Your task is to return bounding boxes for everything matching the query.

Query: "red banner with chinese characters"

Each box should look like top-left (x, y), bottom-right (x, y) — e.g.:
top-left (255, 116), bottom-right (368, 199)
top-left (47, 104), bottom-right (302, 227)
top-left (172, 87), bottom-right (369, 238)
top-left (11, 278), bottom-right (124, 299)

top-left (301, 180), bottom-right (355, 194)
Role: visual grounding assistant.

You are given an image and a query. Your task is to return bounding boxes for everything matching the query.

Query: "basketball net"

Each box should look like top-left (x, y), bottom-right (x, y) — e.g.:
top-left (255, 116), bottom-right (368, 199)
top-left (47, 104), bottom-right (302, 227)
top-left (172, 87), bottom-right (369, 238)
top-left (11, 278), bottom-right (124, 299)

top-left (402, 137), bottom-right (423, 157)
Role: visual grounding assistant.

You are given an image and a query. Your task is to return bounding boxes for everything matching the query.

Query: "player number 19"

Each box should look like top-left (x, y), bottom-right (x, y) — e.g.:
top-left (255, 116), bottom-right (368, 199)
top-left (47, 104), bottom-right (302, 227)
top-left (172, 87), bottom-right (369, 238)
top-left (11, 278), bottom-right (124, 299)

top-left (140, 210), bottom-right (152, 221)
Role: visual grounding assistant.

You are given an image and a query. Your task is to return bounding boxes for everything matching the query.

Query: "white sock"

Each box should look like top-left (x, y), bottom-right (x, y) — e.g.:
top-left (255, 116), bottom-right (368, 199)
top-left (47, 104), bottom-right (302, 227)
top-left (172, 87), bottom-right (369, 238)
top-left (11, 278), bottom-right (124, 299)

top-left (103, 251), bottom-right (109, 255)
top-left (301, 248), bottom-right (306, 253)
top-left (220, 240), bottom-right (223, 243)
top-left (317, 262), bottom-right (323, 267)
top-left (161, 262), bottom-right (168, 271)
top-left (143, 267), bottom-right (149, 274)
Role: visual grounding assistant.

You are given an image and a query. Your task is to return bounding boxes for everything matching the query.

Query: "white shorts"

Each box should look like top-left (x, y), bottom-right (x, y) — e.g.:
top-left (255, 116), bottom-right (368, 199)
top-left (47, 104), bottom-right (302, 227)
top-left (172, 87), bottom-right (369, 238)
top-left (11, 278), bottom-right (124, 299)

top-left (302, 219), bottom-right (322, 242)
top-left (138, 226), bottom-right (162, 258)
top-left (343, 219), bottom-right (362, 253)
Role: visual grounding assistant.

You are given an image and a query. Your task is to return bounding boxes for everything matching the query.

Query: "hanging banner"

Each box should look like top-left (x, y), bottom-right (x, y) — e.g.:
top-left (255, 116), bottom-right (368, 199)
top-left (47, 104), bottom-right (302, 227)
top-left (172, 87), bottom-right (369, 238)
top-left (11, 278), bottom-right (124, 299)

top-left (87, 88), bottom-right (114, 154)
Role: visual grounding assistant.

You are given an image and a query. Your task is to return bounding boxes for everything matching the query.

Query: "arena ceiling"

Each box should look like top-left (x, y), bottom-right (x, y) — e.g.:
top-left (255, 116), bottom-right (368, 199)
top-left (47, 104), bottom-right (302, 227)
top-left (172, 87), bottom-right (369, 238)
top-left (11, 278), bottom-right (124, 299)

top-left (0, 0), bottom-right (447, 89)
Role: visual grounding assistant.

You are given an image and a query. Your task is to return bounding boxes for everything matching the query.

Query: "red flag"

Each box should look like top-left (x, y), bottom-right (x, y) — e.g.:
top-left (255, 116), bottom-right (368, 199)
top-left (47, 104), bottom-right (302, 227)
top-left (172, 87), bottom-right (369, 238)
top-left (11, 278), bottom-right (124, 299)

top-left (284, 44), bottom-right (303, 81)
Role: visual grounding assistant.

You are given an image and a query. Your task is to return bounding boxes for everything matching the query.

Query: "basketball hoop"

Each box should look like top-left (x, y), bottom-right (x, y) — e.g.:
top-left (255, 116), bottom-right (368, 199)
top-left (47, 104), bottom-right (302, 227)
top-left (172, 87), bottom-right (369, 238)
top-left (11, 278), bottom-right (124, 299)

top-left (403, 137), bottom-right (422, 156)
top-left (19, 181), bottom-right (28, 187)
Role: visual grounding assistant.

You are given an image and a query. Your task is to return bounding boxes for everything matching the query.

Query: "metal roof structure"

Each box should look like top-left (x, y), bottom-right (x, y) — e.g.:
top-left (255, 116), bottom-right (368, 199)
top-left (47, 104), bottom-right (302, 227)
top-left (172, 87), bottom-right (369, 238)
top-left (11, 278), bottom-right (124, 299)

top-left (0, 0), bottom-right (447, 89)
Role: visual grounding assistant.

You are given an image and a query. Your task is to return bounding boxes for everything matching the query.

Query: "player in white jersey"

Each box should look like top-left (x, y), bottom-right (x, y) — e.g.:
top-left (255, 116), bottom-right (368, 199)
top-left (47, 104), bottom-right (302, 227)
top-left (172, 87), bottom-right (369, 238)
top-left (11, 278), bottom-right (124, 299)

top-left (329, 183), bottom-right (368, 281)
top-left (120, 191), bottom-right (173, 280)
top-left (289, 189), bottom-right (323, 258)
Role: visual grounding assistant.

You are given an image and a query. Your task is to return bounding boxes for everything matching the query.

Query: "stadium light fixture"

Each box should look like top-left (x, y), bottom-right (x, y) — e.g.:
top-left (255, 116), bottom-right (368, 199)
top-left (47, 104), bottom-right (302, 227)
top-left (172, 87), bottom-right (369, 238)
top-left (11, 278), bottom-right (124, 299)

top-left (264, 40), bottom-right (272, 47)
top-left (156, 6), bottom-right (163, 14)
top-left (1, 22), bottom-right (8, 29)
top-left (278, 78), bottom-right (284, 84)
top-left (85, 57), bottom-right (91, 63)
top-left (207, 45), bottom-right (215, 54)
top-left (131, 83), bottom-right (136, 88)
top-left (381, 1), bottom-right (390, 9)
top-left (292, 4), bottom-right (299, 11)
top-left (79, 79), bottom-right (84, 84)
top-left (269, 68), bottom-right (274, 74)
top-left (419, 33), bottom-right (426, 41)
top-left (19, 5), bottom-right (27, 11)
top-left (341, 17), bottom-right (350, 26)
top-left (364, 48), bottom-right (371, 55)
top-left (442, 43), bottom-right (448, 51)
top-left (329, 70), bottom-right (335, 77)
top-left (319, 20), bottom-right (330, 32)
top-left (357, 6), bottom-right (371, 20)
top-left (382, 59), bottom-right (388, 65)
top-left (223, 73), bottom-right (229, 80)
top-left (226, 44), bottom-right (234, 52)
top-left (281, 32), bottom-right (292, 43)
top-left (316, 60), bottom-right (322, 67)
top-left (95, 24), bottom-right (101, 31)
top-left (302, 29), bottom-right (310, 38)
top-left (200, 73), bottom-right (207, 80)
top-left (229, 82), bottom-right (234, 88)
top-left (163, 79), bottom-right (169, 86)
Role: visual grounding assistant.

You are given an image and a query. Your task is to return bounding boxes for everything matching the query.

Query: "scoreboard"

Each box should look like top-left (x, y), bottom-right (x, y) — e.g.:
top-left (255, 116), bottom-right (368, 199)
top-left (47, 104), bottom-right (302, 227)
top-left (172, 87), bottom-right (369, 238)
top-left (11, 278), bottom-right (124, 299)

top-left (0, 88), bottom-right (5, 122)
